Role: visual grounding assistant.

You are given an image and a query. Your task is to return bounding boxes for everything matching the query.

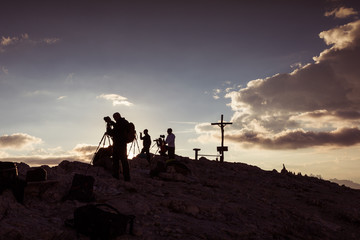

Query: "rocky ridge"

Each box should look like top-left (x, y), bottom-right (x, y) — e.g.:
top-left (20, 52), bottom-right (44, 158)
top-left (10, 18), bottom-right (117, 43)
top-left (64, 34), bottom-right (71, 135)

top-left (1, 155), bottom-right (360, 240)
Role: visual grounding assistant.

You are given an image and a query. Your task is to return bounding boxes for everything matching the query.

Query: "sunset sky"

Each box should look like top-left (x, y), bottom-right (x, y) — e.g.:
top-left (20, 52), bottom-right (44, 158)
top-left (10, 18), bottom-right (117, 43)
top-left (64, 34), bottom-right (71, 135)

top-left (1, 0), bottom-right (360, 183)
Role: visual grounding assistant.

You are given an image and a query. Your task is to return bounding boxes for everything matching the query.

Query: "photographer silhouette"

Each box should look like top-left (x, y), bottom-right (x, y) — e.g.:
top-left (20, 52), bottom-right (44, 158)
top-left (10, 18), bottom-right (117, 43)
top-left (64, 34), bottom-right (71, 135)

top-left (139, 129), bottom-right (151, 163)
top-left (105, 112), bottom-right (130, 181)
top-left (165, 128), bottom-right (175, 160)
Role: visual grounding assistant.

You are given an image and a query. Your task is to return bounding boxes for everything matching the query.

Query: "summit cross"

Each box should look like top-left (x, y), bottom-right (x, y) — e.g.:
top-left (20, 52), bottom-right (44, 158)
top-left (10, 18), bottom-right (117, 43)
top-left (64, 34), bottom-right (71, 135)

top-left (211, 114), bottom-right (232, 162)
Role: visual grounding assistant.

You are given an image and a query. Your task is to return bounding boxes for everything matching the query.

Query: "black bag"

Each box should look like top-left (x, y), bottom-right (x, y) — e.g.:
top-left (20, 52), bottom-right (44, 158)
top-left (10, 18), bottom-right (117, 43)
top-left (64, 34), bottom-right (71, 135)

top-left (69, 203), bottom-right (135, 240)
top-left (26, 167), bottom-right (47, 182)
top-left (93, 146), bottom-right (113, 171)
top-left (63, 174), bottom-right (95, 202)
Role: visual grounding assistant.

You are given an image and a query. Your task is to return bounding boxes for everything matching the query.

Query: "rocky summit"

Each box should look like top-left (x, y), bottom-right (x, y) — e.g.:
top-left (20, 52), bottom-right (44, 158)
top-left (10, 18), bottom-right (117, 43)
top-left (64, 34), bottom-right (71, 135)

top-left (1, 155), bottom-right (360, 240)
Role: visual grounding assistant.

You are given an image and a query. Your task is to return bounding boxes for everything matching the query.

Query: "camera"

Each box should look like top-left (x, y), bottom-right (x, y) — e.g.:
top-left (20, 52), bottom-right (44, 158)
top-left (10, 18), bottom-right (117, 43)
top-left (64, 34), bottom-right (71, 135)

top-left (103, 116), bottom-right (115, 127)
top-left (153, 135), bottom-right (165, 147)
top-left (103, 116), bottom-right (111, 123)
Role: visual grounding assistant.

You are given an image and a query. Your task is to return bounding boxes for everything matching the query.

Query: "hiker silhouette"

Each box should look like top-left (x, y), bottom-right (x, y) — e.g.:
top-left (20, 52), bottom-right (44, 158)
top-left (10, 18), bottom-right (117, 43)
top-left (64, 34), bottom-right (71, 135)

top-left (105, 112), bottom-right (131, 181)
top-left (165, 128), bottom-right (175, 160)
top-left (140, 129), bottom-right (151, 163)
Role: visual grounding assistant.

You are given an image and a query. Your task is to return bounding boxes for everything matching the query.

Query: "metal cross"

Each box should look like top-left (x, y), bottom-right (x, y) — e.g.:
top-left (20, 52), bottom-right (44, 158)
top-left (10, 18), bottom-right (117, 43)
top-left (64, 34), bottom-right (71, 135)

top-left (211, 114), bottom-right (232, 162)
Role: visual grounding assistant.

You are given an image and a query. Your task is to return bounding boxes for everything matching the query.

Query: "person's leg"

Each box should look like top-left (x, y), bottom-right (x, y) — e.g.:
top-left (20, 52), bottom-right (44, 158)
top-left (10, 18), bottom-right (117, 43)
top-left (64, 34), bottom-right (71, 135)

top-left (112, 147), bottom-right (120, 179)
top-left (145, 147), bottom-right (151, 163)
top-left (120, 145), bottom-right (130, 181)
top-left (168, 147), bottom-right (175, 159)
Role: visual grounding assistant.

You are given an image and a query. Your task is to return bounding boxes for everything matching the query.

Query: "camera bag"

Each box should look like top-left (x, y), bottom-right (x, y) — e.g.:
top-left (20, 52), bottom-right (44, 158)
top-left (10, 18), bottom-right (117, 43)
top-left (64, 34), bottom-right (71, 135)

top-left (67, 203), bottom-right (135, 240)
top-left (93, 146), bottom-right (113, 172)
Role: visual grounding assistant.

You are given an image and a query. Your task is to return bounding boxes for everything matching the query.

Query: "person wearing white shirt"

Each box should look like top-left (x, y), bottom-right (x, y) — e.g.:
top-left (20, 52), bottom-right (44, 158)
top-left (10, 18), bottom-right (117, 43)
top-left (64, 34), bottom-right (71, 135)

top-left (165, 128), bottom-right (175, 159)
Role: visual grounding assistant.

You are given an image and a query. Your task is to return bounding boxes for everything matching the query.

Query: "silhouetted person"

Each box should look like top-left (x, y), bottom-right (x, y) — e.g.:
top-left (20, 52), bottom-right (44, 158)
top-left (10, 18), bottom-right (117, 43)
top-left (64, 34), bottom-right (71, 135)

top-left (105, 112), bottom-right (130, 181)
top-left (165, 128), bottom-right (175, 160)
top-left (140, 129), bottom-right (151, 163)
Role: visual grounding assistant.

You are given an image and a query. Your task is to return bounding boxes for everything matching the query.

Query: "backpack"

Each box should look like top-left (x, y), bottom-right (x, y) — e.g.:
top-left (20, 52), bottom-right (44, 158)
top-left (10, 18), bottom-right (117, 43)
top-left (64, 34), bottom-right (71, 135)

top-left (66, 203), bottom-right (135, 240)
top-left (125, 122), bottom-right (136, 143)
top-left (92, 146), bottom-right (113, 172)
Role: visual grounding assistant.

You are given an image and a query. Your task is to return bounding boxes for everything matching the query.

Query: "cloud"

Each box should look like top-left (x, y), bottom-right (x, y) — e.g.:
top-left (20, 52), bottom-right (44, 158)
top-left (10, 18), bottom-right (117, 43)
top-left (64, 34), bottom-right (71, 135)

top-left (57, 96), bottom-right (67, 100)
top-left (0, 33), bottom-right (60, 53)
top-left (211, 82), bottom-right (237, 100)
top-left (325, 7), bottom-right (358, 19)
top-left (0, 35), bottom-right (28, 52)
top-left (0, 155), bottom-right (89, 167)
top-left (0, 133), bottom-right (42, 149)
top-left (318, 20), bottom-right (360, 50)
top-left (290, 62), bottom-right (303, 69)
top-left (72, 144), bottom-right (97, 155)
top-left (212, 88), bottom-right (221, 99)
top-left (196, 19), bottom-right (360, 150)
top-left (0, 143), bottom-right (95, 166)
top-left (97, 94), bottom-right (134, 106)
top-left (226, 127), bottom-right (360, 150)
top-left (42, 38), bottom-right (60, 44)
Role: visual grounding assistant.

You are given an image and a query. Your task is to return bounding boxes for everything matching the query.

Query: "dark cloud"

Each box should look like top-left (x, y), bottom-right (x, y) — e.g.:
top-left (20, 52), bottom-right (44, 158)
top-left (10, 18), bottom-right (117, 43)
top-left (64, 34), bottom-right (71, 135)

top-left (303, 110), bottom-right (360, 119)
top-left (0, 133), bottom-right (42, 149)
top-left (227, 128), bottom-right (360, 149)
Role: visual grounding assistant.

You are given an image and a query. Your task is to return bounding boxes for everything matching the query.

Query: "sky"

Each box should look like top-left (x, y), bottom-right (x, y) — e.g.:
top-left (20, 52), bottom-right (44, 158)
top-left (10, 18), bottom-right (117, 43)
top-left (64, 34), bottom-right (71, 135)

top-left (1, 0), bottom-right (360, 183)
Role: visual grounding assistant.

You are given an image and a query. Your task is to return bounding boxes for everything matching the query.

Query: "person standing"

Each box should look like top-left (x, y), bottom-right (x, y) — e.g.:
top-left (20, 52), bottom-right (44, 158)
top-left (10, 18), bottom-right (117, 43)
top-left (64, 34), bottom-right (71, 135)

top-left (165, 128), bottom-right (175, 160)
top-left (140, 129), bottom-right (151, 163)
top-left (106, 112), bottom-right (130, 181)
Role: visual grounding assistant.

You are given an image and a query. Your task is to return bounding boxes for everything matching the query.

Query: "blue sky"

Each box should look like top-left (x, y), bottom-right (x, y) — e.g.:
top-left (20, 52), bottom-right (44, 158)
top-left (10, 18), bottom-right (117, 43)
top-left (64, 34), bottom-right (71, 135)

top-left (1, 0), bottom-right (360, 183)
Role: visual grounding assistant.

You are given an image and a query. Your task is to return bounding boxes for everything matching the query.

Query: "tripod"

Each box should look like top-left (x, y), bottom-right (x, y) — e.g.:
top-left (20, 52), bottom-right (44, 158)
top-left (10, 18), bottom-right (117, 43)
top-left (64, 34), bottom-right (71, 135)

top-left (91, 132), bottom-right (112, 165)
top-left (128, 133), bottom-right (141, 157)
top-left (150, 137), bottom-right (167, 158)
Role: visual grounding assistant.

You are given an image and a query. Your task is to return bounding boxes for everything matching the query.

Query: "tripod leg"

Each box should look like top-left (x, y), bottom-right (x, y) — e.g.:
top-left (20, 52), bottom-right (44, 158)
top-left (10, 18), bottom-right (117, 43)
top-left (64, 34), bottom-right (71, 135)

top-left (128, 141), bottom-right (134, 155)
top-left (151, 147), bottom-right (160, 159)
top-left (91, 132), bottom-right (107, 164)
top-left (135, 138), bottom-right (141, 153)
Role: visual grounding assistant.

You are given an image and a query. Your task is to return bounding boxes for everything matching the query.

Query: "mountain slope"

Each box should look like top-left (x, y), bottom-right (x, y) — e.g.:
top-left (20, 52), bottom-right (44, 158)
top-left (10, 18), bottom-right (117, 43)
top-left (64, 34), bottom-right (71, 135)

top-left (1, 156), bottom-right (360, 239)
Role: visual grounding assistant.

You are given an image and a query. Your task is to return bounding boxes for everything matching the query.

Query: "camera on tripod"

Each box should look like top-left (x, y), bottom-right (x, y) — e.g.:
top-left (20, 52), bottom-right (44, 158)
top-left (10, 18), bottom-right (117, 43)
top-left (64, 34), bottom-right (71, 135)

top-left (154, 135), bottom-right (165, 147)
top-left (103, 116), bottom-right (115, 127)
